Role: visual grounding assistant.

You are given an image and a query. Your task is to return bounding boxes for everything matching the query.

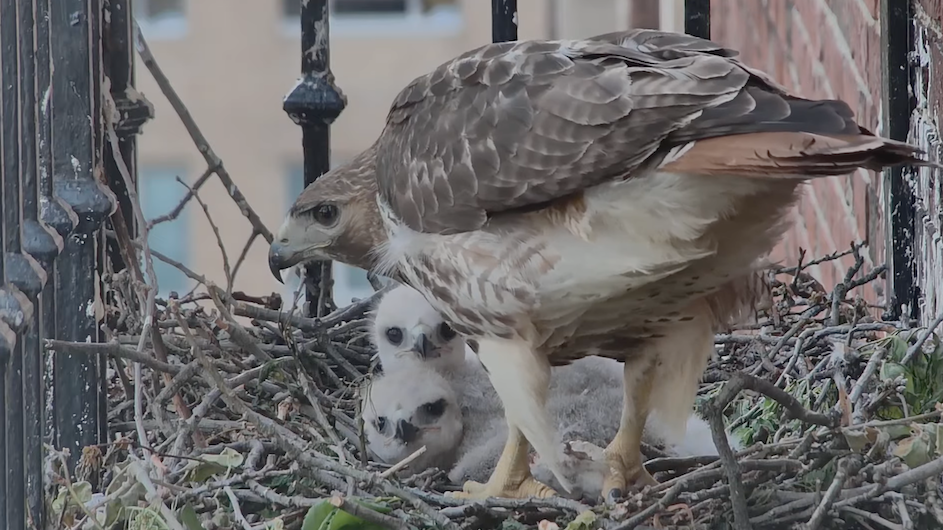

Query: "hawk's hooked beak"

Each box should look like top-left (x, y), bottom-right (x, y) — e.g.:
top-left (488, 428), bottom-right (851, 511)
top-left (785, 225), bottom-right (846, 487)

top-left (394, 419), bottom-right (419, 444)
top-left (408, 324), bottom-right (436, 359)
top-left (268, 214), bottom-right (331, 283)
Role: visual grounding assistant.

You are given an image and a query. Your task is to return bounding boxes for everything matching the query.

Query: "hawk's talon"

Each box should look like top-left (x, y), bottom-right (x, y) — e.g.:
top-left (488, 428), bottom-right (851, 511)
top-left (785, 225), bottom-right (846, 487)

top-left (445, 477), bottom-right (557, 500)
top-left (601, 454), bottom-right (658, 504)
top-left (606, 488), bottom-right (624, 506)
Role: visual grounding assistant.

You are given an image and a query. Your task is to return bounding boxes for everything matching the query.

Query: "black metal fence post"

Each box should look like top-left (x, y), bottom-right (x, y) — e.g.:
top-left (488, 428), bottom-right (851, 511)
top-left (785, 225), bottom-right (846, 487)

top-left (0, 0), bottom-right (139, 526)
top-left (103, 0), bottom-right (150, 275)
top-left (492, 0), bottom-right (517, 42)
top-left (882, 0), bottom-right (920, 323)
top-left (3, 0), bottom-right (60, 526)
top-left (48, 0), bottom-right (116, 472)
top-left (283, 0), bottom-right (347, 318)
top-left (685, 0), bottom-right (711, 38)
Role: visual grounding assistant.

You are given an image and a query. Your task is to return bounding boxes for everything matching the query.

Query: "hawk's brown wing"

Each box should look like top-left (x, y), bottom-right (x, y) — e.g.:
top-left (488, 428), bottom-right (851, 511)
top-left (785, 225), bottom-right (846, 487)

top-left (373, 29), bottom-right (864, 235)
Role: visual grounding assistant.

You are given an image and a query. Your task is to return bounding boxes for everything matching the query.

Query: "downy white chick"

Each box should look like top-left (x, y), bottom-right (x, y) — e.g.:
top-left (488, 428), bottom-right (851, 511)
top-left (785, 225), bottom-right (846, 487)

top-left (370, 283), bottom-right (471, 375)
top-left (360, 365), bottom-right (464, 473)
top-left (367, 284), bottom-right (741, 500)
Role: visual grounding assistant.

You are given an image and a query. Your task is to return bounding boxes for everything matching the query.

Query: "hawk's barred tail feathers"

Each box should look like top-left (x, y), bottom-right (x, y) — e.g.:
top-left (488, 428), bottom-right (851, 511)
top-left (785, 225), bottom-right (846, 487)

top-left (660, 131), bottom-right (941, 178)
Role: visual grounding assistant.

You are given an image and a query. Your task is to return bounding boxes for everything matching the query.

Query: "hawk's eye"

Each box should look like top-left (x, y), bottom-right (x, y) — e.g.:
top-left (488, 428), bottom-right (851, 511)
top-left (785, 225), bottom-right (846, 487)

top-left (438, 322), bottom-right (457, 341)
top-left (375, 416), bottom-right (387, 433)
top-left (385, 327), bottom-right (403, 346)
top-left (422, 398), bottom-right (447, 418)
top-left (313, 203), bottom-right (338, 226)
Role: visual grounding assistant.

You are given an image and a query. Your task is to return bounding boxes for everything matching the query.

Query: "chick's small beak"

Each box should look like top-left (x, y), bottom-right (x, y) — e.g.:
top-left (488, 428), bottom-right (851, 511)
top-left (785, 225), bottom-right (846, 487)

top-left (395, 419), bottom-right (419, 444)
top-left (415, 333), bottom-right (432, 358)
top-left (409, 325), bottom-right (436, 359)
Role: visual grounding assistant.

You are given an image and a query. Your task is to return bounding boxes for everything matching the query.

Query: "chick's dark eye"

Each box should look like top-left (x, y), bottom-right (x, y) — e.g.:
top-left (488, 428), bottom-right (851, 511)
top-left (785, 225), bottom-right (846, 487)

top-left (438, 322), bottom-right (457, 341)
top-left (385, 327), bottom-right (403, 345)
top-left (422, 398), bottom-right (447, 417)
top-left (375, 416), bottom-right (387, 433)
top-left (313, 203), bottom-right (338, 226)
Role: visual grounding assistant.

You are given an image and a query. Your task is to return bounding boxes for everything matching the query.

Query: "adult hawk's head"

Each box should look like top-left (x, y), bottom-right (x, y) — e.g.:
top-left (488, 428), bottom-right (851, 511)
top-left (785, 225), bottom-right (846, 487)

top-left (270, 28), bottom-right (934, 501)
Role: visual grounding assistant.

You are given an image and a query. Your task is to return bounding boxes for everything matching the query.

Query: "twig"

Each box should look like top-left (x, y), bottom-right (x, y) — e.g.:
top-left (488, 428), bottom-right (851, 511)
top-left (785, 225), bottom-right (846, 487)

top-left (105, 89), bottom-right (165, 455)
top-left (701, 387), bottom-right (751, 530)
top-left (225, 486), bottom-right (255, 530)
top-left (830, 246), bottom-right (866, 326)
top-left (839, 506), bottom-right (903, 530)
top-left (329, 493), bottom-right (411, 530)
top-left (230, 231), bottom-right (260, 287)
top-left (133, 22), bottom-right (273, 243)
top-left (147, 164), bottom-right (216, 229)
top-left (849, 342), bottom-right (889, 423)
top-left (380, 446), bottom-right (427, 479)
top-left (894, 494), bottom-right (915, 530)
top-left (806, 456), bottom-right (860, 530)
top-left (126, 456), bottom-right (187, 530)
top-left (902, 311), bottom-right (943, 364)
top-left (717, 372), bottom-right (841, 428)
top-left (612, 480), bottom-right (686, 530)
top-left (206, 285), bottom-right (272, 362)
top-left (179, 178), bottom-right (233, 293)
top-left (45, 339), bottom-right (181, 375)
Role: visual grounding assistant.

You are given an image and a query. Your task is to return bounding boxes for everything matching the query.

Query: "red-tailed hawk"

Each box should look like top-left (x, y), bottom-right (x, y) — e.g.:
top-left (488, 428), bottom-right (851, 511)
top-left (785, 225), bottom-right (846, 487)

top-left (269, 29), bottom-right (933, 502)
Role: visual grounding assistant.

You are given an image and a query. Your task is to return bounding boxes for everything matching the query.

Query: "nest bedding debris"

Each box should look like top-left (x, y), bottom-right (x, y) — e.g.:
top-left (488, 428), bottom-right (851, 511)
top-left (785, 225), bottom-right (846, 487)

top-left (42, 243), bottom-right (943, 530)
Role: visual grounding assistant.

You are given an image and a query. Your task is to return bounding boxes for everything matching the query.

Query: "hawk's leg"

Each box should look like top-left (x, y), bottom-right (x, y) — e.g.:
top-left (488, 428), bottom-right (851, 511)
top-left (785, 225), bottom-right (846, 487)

top-left (602, 355), bottom-right (658, 503)
top-left (447, 337), bottom-right (559, 499)
top-left (448, 423), bottom-right (557, 499)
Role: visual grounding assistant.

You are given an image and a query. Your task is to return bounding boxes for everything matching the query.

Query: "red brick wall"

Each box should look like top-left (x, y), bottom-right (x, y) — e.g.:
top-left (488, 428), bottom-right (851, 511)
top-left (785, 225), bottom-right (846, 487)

top-left (710, 0), bottom-right (886, 297)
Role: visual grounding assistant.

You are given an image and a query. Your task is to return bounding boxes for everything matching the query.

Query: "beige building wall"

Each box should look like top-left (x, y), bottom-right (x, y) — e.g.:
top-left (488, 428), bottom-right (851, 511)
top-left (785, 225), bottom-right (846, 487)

top-left (134, 0), bottom-right (671, 306)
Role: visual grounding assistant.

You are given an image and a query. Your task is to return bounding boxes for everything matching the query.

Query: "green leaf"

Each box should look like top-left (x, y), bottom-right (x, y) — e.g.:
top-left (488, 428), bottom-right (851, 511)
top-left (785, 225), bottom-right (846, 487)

top-left (501, 520), bottom-right (528, 530)
top-left (301, 500), bottom-right (387, 530)
top-left (894, 429), bottom-right (934, 468)
top-left (259, 359), bottom-right (280, 385)
top-left (203, 447), bottom-right (245, 468)
top-left (842, 428), bottom-right (872, 453)
top-left (880, 361), bottom-right (907, 382)
top-left (886, 335), bottom-right (910, 363)
top-left (349, 499), bottom-right (393, 515)
top-left (184, 448), bottom-right (244, 483)
top-left (564, 510), bottom-right (597, 530)
top-left (179, 503), bottom-right (204, 530)
top-left (264, 517), bottom-right (286, 530)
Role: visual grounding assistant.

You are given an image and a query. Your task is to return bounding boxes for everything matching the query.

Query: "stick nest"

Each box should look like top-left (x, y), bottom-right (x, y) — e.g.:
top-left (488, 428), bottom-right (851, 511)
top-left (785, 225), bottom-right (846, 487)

top-left (44, 24), bottom-right (943, 530)
top-left (43, 242), bottom-right (943, 530)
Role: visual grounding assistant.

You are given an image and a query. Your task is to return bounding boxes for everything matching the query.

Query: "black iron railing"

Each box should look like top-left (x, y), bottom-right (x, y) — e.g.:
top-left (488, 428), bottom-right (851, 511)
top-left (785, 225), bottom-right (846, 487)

top-left (685, 0), bottom-right (711, 38)
top-left (882, 0), bottom-right (920, 323)
top-left (0, 0), bottom-right (147, 528)
top-left (283, 0), bottom-right (347, 318)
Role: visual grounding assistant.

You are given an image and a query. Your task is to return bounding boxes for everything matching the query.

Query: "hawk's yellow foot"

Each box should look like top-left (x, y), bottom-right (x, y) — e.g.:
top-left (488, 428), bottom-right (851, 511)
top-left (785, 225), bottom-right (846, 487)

top-left (448, 476), bottom-right (557, 500)
top-left (601, 443), bottom-right (657, 504)
top-left (446, 424), bottom-right (557, 500)
top-left (602, 356), bottom-right (659, 504)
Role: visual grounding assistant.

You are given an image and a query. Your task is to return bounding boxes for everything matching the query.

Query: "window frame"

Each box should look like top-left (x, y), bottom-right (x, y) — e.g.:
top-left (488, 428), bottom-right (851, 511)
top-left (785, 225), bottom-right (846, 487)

top-left (135, 0), bottom-right (188, 41)
top-left (280, 0), bottom-right (463, 38)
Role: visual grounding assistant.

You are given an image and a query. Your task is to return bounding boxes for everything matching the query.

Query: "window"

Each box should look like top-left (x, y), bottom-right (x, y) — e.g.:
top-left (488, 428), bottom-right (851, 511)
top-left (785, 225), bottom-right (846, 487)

top-left (136, 0), bottom-right (187, 40)
top-left (285, 162), bottom-right (305, 215)
top-left (280, 0), bottom-right (462, 37)
top-left (139, 164), bottom-right (194, 298)
top-left (332, 263), bottom-right (376, 306)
